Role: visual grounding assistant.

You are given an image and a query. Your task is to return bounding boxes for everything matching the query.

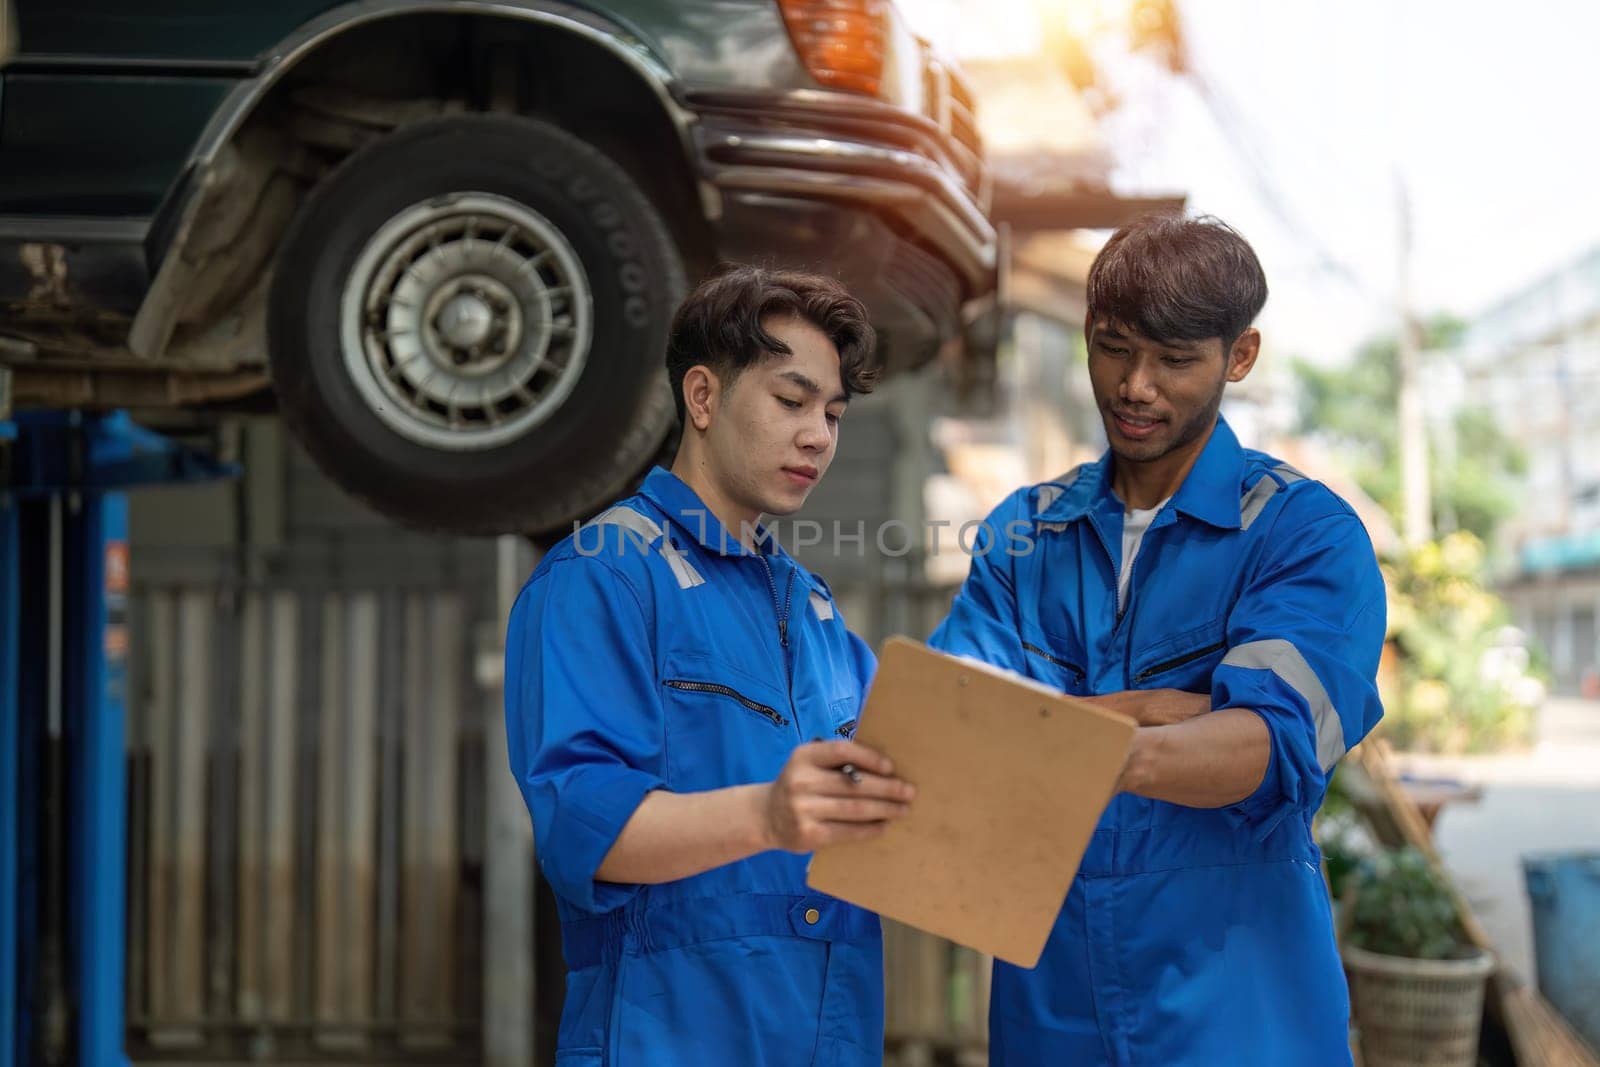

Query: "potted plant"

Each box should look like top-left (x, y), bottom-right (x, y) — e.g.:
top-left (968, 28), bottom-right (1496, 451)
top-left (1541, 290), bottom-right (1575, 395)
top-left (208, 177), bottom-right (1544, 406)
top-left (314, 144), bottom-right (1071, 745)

top-left (1341, 847), bottom-right (1496, 1067)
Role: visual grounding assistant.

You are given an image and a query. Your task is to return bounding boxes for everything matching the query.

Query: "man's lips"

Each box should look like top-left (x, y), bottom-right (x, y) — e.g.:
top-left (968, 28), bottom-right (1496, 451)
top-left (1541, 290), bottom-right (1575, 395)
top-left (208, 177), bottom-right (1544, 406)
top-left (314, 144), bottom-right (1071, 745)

top-left (1110, 411), bottom-right (1163, 439)
top-left (782, 466), bottom-right (819, 485)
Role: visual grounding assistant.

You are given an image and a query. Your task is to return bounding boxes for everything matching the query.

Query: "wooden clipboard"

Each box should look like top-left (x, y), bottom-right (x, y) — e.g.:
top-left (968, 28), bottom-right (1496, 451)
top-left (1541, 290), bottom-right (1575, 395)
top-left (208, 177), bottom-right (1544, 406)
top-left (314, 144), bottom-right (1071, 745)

top-left (806, 637), bottom-right (1136, 968)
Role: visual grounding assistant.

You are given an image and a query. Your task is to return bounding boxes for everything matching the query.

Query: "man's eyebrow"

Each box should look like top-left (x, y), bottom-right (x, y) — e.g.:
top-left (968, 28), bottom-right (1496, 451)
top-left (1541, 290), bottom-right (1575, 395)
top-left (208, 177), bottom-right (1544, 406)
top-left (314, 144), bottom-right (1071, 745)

top-left (777, 369), bottom-right (848, 405)
top-left (1092, 325), bottom-right (1197, 351)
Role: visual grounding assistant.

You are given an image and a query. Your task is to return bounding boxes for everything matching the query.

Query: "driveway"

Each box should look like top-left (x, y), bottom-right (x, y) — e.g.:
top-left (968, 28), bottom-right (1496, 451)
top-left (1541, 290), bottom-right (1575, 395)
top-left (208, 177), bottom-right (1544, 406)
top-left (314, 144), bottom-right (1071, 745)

top-left (1396, 697), bottom-right (1600, 983)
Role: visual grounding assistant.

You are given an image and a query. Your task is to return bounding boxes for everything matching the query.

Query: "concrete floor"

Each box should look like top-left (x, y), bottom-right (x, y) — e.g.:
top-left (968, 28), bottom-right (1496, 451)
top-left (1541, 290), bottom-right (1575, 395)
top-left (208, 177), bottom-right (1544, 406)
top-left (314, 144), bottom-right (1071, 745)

top-left (1396, 696), bottom-right (1600, 985)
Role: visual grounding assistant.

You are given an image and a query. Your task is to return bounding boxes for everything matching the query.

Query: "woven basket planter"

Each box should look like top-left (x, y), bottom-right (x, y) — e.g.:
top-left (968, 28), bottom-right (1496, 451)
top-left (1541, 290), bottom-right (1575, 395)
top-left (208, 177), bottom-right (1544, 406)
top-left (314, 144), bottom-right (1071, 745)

top-left (1343, 942), bottom-right (1496, 1067)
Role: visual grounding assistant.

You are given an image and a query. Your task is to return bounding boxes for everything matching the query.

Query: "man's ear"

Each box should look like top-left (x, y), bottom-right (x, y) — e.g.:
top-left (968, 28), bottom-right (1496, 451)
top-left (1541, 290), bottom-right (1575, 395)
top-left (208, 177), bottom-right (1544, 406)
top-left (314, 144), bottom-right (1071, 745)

top-left (1227, 328), bottom-right (1261, 383)
top-left (681, 365), bottom-right (721, 432)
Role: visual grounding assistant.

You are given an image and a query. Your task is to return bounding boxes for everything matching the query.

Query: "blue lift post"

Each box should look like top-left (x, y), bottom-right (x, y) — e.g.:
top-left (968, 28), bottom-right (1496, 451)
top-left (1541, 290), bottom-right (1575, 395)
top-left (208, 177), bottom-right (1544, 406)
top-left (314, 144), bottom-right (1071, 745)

top-left (2, 411), bottom-right (234, 1067)
top-left (2, 415), bottom-right (19, 1065)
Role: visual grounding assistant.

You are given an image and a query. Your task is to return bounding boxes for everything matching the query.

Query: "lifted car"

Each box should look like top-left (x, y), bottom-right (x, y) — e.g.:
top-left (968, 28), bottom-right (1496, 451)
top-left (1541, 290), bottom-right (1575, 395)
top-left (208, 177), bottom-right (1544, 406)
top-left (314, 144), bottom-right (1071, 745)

top-left (0, 0), bottom-right (996, 534)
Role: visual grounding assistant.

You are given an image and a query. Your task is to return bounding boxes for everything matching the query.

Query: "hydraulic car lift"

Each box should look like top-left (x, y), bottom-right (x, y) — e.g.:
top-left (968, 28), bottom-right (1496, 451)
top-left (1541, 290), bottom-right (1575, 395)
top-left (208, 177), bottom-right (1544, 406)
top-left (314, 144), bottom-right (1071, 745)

top-left (2, 408), bottom-right (232, 1067)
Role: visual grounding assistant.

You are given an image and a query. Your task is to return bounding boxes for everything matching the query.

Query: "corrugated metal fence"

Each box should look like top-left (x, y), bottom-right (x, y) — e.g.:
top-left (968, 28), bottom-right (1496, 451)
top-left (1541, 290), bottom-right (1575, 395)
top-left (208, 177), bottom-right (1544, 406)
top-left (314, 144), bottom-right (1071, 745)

top-left (122, 577), bottom-right (993, 1065)
top-left (884, 922), bottom-right (991, 1066)
top-left (125, 583), bottom-right (484, 1062)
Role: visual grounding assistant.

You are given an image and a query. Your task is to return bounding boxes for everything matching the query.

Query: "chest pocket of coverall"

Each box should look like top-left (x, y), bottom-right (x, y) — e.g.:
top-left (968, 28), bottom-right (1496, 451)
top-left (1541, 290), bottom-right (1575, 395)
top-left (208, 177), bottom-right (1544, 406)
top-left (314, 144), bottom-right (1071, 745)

top-left (829, 697), bottom-right (860, 739)
top-left (1020, 628), bottom-right (1089, 696)
top-left (1132, 616), bottom-right (1234, 837)
top-left (1130, 616), bottom-right (1228, 693)
top-left (661, 650), bottom-right (795, 793)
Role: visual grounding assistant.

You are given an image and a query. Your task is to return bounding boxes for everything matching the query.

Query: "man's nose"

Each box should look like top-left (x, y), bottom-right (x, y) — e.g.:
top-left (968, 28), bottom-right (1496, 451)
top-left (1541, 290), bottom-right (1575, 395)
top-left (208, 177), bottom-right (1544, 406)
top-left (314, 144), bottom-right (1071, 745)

top-left (797, 412), bottom-right (832, 451)
top-left (1120, 359), bottom-right (1159, 404)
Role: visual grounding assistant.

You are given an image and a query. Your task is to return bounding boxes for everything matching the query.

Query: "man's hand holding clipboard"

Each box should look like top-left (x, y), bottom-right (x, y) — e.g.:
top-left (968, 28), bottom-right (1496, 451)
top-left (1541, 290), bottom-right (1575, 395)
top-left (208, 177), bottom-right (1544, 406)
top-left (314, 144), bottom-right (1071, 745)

top-left (806, 637), bottom-right (1136, 968)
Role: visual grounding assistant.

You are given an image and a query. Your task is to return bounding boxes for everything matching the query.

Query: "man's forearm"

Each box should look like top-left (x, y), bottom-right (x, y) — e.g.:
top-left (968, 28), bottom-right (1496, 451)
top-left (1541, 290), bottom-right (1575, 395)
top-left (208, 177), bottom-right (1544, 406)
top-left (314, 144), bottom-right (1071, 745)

top-left (593, 739), bottom-right (912, 886)
top-left (594, 785), bottom-right (771, 885)
top-left (1118, 707), bottom-right (1270, 807)
top-left (1083, 687), bottom-right (1212, 727)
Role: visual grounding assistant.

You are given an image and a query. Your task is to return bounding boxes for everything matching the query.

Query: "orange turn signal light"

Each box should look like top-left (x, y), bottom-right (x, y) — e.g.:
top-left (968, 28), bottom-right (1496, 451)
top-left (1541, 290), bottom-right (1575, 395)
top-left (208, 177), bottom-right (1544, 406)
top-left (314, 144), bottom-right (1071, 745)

top-left (778, 0), bottom-right (887, 97)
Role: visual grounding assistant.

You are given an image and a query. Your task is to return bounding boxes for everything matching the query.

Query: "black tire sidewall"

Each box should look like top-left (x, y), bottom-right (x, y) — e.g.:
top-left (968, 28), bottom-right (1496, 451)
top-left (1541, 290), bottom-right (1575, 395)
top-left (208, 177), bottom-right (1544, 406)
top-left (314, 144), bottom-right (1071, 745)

top-left (269, 114), bottom-right (682, 531)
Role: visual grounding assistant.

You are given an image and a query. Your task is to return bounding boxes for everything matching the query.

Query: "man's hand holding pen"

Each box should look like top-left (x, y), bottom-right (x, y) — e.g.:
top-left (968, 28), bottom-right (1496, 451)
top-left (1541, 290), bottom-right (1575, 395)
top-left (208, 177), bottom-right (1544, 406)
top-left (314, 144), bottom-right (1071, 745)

top-left (759, 740), bottom-right (916, 853)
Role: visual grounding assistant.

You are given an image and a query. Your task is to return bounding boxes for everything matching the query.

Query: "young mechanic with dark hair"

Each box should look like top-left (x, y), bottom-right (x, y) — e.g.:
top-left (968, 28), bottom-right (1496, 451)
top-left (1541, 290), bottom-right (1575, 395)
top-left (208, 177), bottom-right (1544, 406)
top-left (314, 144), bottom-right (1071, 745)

top-left (932, 215), bottom-right (1387, 1066)
top-left (505, 265), bottom-right (913, 1065)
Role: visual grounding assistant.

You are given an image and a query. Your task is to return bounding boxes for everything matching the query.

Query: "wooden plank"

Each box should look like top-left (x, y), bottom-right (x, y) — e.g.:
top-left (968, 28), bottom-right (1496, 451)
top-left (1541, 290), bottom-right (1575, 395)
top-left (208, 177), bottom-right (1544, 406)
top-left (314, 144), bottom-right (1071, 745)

top-left (1502, 977), bottom-right (1600, 1067)
top-left (315, 592), bottom-right (379, 1048)
top-left (293, 594), bottom-right (322, 1025)
top-left (949, 945), bottom-right (988, 1042)
top-left (314, 594), bottom-right (350, 1045)
top-left (401, 593), bottom-right (462, 1044)
top-left (343, 593), bottom-right (380, 1030)
top-left (235, 592), bottom-right (266, 1020)
top-left (143, 590), bottom-right (175, 1028)
top-left (375, 592), bottom-right (403, 1024)
top-left (975, 950), bottom-right (992, 1050)
top-left (263, 593), bottom-right (298, 1021)
top-left (1353, 742), bottom-right (1494, 948)
top-left (885, 922), bottom-right (947, 1053)
top-left (483, 537), bottom-right (538, 1067)
top-left (236, 592), bottom-right (299, 1023)
top-left (168, 591), bottom-right (212, 1033)
top-left (427, 592), bottom-right (462, 1025)
top-left (204, 595), bottom-right (240, 1019)
top-left (124, 591), bottom-right (151, 1027)
top-left (400, 592), bottom-right (430, 1031)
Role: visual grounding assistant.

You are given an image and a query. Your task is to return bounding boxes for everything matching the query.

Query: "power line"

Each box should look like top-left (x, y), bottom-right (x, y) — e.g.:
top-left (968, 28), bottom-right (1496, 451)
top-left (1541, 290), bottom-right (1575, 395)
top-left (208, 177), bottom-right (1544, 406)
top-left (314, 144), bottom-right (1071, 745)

top-left (1183, 69), bottom-right (1389, 309)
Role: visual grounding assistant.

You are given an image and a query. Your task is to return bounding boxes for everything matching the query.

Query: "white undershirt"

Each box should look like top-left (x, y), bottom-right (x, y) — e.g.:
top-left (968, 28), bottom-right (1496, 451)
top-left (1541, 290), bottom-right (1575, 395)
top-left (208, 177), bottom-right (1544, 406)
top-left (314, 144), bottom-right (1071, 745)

top-left (1118, 500), bottom-right (1168, 612)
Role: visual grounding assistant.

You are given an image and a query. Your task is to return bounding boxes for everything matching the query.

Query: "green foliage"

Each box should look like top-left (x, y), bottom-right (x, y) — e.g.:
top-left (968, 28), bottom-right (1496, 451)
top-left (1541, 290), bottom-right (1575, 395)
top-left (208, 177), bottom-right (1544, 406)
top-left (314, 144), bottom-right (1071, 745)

top-left (1314, 770), bottom-right (1368, 902)
top-left (1291, 315), bottom-right (1524, 546)
top-left (1382, 532), bottom-right (1541, 753)
top-left (1293, 319), bottom-right (1540, 752)
top-left (1346, 847), bottom-right (1471, 960)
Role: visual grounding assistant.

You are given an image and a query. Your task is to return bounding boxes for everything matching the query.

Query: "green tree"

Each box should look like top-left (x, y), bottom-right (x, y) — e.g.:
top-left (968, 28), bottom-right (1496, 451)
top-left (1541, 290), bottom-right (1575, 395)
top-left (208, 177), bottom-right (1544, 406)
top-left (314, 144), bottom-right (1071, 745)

top-left (1381, 532), bottom-right (1538, 752)
top-left (1291, 315), bottom-right (1525, 546)
top-left (1295, 319), bottom-right (1541, 753)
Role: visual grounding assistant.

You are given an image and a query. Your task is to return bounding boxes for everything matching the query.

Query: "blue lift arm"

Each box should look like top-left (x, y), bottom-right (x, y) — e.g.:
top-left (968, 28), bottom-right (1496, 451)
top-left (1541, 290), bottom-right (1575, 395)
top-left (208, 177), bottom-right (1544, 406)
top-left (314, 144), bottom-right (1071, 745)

top-left (2, 411), bottom-right (236, 1067)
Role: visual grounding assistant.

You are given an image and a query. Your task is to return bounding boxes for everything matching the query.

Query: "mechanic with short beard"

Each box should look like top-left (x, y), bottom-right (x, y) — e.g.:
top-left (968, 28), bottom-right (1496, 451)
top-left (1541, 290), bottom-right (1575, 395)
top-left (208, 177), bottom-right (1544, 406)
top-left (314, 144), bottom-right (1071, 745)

top-left (505, 266), bottom-right (912, 1066)
top-left (932, 216), bottom-right (1385, 1067)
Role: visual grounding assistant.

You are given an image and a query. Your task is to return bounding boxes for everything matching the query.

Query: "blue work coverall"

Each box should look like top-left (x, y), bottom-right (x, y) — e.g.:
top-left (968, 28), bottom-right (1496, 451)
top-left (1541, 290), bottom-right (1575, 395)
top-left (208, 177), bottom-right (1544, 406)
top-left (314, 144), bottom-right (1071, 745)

top-left (930, 418), bottom-right (1386, 1067)
top-left (505, 467), bottom-right (882, 1066)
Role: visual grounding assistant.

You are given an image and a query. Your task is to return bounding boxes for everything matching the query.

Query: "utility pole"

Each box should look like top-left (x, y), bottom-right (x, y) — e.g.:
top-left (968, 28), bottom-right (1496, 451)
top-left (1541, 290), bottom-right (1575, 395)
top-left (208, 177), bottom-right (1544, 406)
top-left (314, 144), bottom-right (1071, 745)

top-left (1396, 177), bottom-right (1433, 545)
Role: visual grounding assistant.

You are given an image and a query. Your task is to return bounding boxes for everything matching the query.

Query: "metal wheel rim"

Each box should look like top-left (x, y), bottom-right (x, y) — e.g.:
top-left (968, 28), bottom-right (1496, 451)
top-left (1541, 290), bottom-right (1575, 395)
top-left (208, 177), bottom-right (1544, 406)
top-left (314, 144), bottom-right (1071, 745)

top-left (339, 192), bottom-right (594, 452)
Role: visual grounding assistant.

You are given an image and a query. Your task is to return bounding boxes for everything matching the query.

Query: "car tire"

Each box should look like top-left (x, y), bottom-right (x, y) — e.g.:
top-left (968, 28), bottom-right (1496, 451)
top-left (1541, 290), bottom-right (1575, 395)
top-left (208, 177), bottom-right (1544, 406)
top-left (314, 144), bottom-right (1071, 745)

top-left (268, 113), bottom-right (683, 535)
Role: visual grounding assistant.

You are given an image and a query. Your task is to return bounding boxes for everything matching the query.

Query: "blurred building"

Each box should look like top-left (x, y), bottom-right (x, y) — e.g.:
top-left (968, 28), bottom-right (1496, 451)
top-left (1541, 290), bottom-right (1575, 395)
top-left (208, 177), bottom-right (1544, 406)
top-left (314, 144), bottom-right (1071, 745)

top-left (791, 48), bottom-right (1184, 634)
top-left (1463, 246), bottom-right (1600, 694)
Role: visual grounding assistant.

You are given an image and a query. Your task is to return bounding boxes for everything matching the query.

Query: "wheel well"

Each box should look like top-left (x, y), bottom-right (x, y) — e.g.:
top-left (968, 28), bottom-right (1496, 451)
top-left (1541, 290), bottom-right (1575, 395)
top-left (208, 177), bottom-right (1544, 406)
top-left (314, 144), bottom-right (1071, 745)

top-left (161, 11), bottom-right (711, 363)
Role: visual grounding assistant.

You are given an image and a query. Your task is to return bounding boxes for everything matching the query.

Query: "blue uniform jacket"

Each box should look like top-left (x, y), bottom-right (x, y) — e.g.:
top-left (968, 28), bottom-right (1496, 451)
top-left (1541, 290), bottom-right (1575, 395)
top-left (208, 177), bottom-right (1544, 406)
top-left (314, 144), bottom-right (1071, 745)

top-left (930, 418), bottom-right (1385, 1067)
top-left (505, 467), bottom-right (882, 1066)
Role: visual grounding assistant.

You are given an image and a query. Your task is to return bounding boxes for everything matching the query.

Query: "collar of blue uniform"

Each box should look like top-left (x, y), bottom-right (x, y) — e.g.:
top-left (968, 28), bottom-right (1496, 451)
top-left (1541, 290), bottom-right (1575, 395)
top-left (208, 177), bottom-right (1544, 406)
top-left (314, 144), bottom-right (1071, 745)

top-left (1036, 416), bottom-right (1248, 530)
top-left (637, 465), bottom-right (784, 558)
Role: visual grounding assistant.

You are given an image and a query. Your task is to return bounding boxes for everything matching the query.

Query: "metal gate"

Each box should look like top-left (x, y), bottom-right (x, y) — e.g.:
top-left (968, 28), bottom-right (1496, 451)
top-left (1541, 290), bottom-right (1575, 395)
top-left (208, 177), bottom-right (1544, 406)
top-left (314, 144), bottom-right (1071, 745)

top-left (124, 582), bottom-right (485, 1062)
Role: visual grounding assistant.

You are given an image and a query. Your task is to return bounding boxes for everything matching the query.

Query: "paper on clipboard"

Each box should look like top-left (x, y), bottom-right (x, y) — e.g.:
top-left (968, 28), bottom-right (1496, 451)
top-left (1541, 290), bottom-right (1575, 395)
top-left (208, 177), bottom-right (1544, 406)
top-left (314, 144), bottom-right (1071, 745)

top-left (805, 637), bottom-right (1136, 968)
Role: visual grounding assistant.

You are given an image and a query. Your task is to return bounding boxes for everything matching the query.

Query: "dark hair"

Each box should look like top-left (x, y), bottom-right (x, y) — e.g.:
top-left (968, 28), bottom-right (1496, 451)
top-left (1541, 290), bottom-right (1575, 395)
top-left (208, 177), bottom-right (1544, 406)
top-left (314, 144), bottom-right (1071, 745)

top-left (665, 264), bottom-right (878, 426)
top-left (1086, 214), bottom-right (1268, 345)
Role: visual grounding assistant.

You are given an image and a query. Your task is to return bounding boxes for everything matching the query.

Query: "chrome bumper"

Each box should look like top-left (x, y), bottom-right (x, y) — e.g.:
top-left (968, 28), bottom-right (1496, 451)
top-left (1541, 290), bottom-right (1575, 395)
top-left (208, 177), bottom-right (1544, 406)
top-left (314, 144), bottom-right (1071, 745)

top-left (685, 89), bottom-right (999, 299)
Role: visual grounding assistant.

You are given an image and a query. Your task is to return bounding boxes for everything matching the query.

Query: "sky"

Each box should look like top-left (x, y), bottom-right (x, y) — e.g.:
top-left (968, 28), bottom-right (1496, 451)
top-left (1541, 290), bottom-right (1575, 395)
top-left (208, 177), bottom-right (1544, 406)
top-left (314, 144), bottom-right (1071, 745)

top-left (899, 0), bottom-right (1600, 364)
